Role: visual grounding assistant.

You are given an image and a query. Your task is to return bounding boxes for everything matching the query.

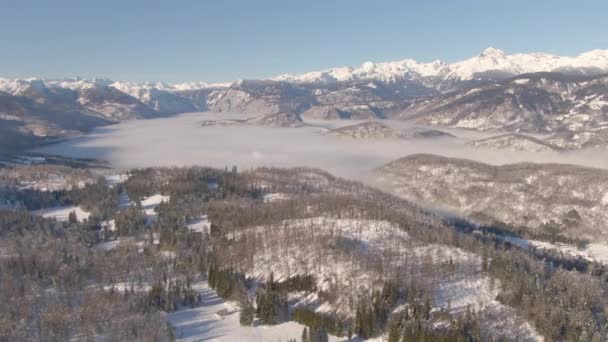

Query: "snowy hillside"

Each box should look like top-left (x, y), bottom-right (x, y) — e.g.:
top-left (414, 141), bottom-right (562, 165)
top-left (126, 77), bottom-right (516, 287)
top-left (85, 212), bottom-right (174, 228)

top-left (376, 154), bottom-right (608, 241)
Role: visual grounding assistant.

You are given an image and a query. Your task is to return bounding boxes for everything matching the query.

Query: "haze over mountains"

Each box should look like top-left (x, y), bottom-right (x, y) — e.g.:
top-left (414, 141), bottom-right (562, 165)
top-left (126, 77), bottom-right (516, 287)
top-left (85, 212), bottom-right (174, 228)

top-left (2, 47), bottom-right (608, 153)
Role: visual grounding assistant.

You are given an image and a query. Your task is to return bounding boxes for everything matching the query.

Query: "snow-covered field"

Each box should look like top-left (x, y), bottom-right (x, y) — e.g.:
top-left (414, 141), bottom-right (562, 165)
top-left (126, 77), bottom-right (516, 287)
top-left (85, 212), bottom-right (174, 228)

top-left (167, 281), bottom-right (345, 342)
top-left (33, 205), bottom-right (90, 222)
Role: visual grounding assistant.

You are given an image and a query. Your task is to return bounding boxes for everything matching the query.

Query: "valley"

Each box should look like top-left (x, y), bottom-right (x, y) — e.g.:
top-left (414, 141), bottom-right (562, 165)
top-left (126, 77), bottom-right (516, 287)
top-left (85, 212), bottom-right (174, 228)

top-left (3, 47), bottom-right (608, 342)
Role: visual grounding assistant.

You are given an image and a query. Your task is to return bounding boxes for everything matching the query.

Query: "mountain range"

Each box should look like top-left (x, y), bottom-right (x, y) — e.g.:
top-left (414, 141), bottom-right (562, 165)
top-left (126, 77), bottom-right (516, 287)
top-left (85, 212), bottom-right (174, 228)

top-left (2, 48), bottom-right (608, 153)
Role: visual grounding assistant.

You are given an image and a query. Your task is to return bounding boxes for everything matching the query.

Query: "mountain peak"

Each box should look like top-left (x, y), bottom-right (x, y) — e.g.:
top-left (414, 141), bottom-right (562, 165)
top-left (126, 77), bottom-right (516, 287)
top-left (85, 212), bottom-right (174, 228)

top-left (480, 47), bottom-right (506, 58)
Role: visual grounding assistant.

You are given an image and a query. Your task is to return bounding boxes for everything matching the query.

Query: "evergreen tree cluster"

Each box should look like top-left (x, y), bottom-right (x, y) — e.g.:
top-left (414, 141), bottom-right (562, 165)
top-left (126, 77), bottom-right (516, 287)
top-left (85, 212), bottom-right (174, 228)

top-left (255, 273), bottom-right (289, 325)
top-left (300, 325), bottom-right (329, 342)
top-left (355, 281), bottom-right (403, 338)
top-left (274, 274), bottom-right (316, 293)
top-left (144, 277), bottom-right (199, 312)
top-left (388, 308), bottom-right (482, 342)
top-left (488, 250), bottom-right (608, 340)
top-left (292, 308), bottom-right (346, 338)
top-left (208, 265), bottom-right (246, 299)
top-left (239, 299), bottom-right (254, 326)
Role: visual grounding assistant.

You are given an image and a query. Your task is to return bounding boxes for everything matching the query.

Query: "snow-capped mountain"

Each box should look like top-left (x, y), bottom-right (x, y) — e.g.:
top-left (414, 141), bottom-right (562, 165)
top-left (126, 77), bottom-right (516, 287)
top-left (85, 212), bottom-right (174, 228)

top-left (2, 47), bottom-right (608, 153)
top-left (273, 47), bottom-right (608, 85)
top-left (399, 72), bottom-right (608, 133)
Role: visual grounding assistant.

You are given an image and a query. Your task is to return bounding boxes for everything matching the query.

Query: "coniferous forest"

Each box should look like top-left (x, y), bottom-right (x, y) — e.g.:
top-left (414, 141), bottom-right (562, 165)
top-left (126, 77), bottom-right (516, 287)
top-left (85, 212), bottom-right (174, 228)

top-left (0, 164), bottom-right (607, 341)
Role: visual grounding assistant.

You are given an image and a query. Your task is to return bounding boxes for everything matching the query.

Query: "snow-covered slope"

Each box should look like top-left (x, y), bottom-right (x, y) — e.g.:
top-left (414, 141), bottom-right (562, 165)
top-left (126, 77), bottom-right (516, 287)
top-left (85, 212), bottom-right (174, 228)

top-left (399, 73), bottom-right (608, 133)
top-left (376, 154), bottom-right (608, 241)
top-left (167, 281), bottom-right (344, 342)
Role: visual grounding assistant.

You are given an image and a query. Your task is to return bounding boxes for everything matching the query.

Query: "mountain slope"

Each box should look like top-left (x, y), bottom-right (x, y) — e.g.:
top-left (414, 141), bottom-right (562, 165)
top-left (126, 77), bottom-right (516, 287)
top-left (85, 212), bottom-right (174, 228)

top-left (398, 73), bottom-right (608, 133)
top-left (376, 154), bottom-right (608, 241)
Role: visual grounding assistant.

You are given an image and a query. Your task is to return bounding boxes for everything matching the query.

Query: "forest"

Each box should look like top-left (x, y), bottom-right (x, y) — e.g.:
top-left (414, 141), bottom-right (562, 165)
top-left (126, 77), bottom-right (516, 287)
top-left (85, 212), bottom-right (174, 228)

top-left (0, 163), bottom-right (606, 341)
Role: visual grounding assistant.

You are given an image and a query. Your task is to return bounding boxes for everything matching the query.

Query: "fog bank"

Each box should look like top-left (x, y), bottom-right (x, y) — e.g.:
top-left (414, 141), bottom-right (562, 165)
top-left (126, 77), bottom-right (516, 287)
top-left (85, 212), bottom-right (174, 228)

top-left (36, 112), bottom-right (608, 182)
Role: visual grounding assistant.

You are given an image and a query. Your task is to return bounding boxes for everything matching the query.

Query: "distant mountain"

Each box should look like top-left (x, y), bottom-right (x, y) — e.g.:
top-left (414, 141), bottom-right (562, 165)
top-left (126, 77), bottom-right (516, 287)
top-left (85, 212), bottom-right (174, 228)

top-left (202, 49), bottom-right (608, 130)
top-left (399, 73), bottom-right (608, 133)
top-left (0, 78), bottom-right (228, 153)
top-left (2, 48), bottom-right (608, 153)
top-left (273, 47), bottom-right (608, 86)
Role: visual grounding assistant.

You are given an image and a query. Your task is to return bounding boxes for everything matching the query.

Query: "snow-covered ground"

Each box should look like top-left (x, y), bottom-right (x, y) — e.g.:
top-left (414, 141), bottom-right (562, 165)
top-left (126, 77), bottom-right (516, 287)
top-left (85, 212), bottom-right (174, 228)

top-left (104, 282), bottom-right (151, 293)
top-left (262, 193), bottom-right (290, 203)
top-left (33, 205), bottom-right (90, 222)
top-left (167, 281), bottom-right (345, 342)
top-left (187, 215), bottom-right (211, 234)
top-left (140, 194), bottom-right (170, 224)
top-left (101, 219), bottom-right (116, 231)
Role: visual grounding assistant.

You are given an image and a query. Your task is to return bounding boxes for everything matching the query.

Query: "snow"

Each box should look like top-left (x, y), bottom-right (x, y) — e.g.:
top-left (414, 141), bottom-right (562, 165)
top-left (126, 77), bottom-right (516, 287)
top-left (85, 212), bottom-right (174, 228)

top-left (104, 282), bottom-right (151, 293)
top-left (110, 80), bottom-right (228, 99)
top-left (141, 194), bottom-right (170, 214)
top-left (0, 77), bottom-right (44, 95)
top-left (527, 241), bottom-right (608, 264)
top-left (262, 193), bottom-right (290, 203)
top-left (504, 236), bottom-right (608, 265)
top-left (187, 215), bottom-right (211, 234)
top-left (33, 205), bottom-right (90, 222)
top-left (101, 219), bottom-right (116, 232)
top-left (167, 281), bottom-right (346, 342)
top-left (271, 48), bottom-right (608, 85)
top-left (140, 194), bottom-right (170, 223)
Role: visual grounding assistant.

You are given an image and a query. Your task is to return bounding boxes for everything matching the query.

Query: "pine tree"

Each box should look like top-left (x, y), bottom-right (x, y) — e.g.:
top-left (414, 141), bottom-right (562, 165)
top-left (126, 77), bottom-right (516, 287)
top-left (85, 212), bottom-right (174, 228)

top-left (239, 300), bottom-right (254, 326)
top-left (424, 297), bottom-right (431, 320)
top-left (68, 211), bottom-right (77, 224)
top-left (388, 320), bottom-right (401, 342)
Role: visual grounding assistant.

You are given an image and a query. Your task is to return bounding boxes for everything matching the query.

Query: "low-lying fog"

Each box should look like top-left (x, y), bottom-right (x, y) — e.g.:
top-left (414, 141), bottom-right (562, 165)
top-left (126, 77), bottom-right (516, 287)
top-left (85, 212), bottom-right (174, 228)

top-left (36, 112), bottom-right (608, 182)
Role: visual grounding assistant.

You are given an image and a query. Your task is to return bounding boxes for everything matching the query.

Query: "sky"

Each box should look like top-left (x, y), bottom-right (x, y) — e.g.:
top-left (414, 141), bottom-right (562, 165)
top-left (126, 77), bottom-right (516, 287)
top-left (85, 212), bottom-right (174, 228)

top-left (1, 0), bottom-right (607, 83)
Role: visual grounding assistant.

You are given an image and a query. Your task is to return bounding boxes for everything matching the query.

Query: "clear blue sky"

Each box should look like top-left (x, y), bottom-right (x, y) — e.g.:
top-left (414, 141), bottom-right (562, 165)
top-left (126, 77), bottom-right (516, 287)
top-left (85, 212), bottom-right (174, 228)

top-left (1, 0), bottom-right (607, 83)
